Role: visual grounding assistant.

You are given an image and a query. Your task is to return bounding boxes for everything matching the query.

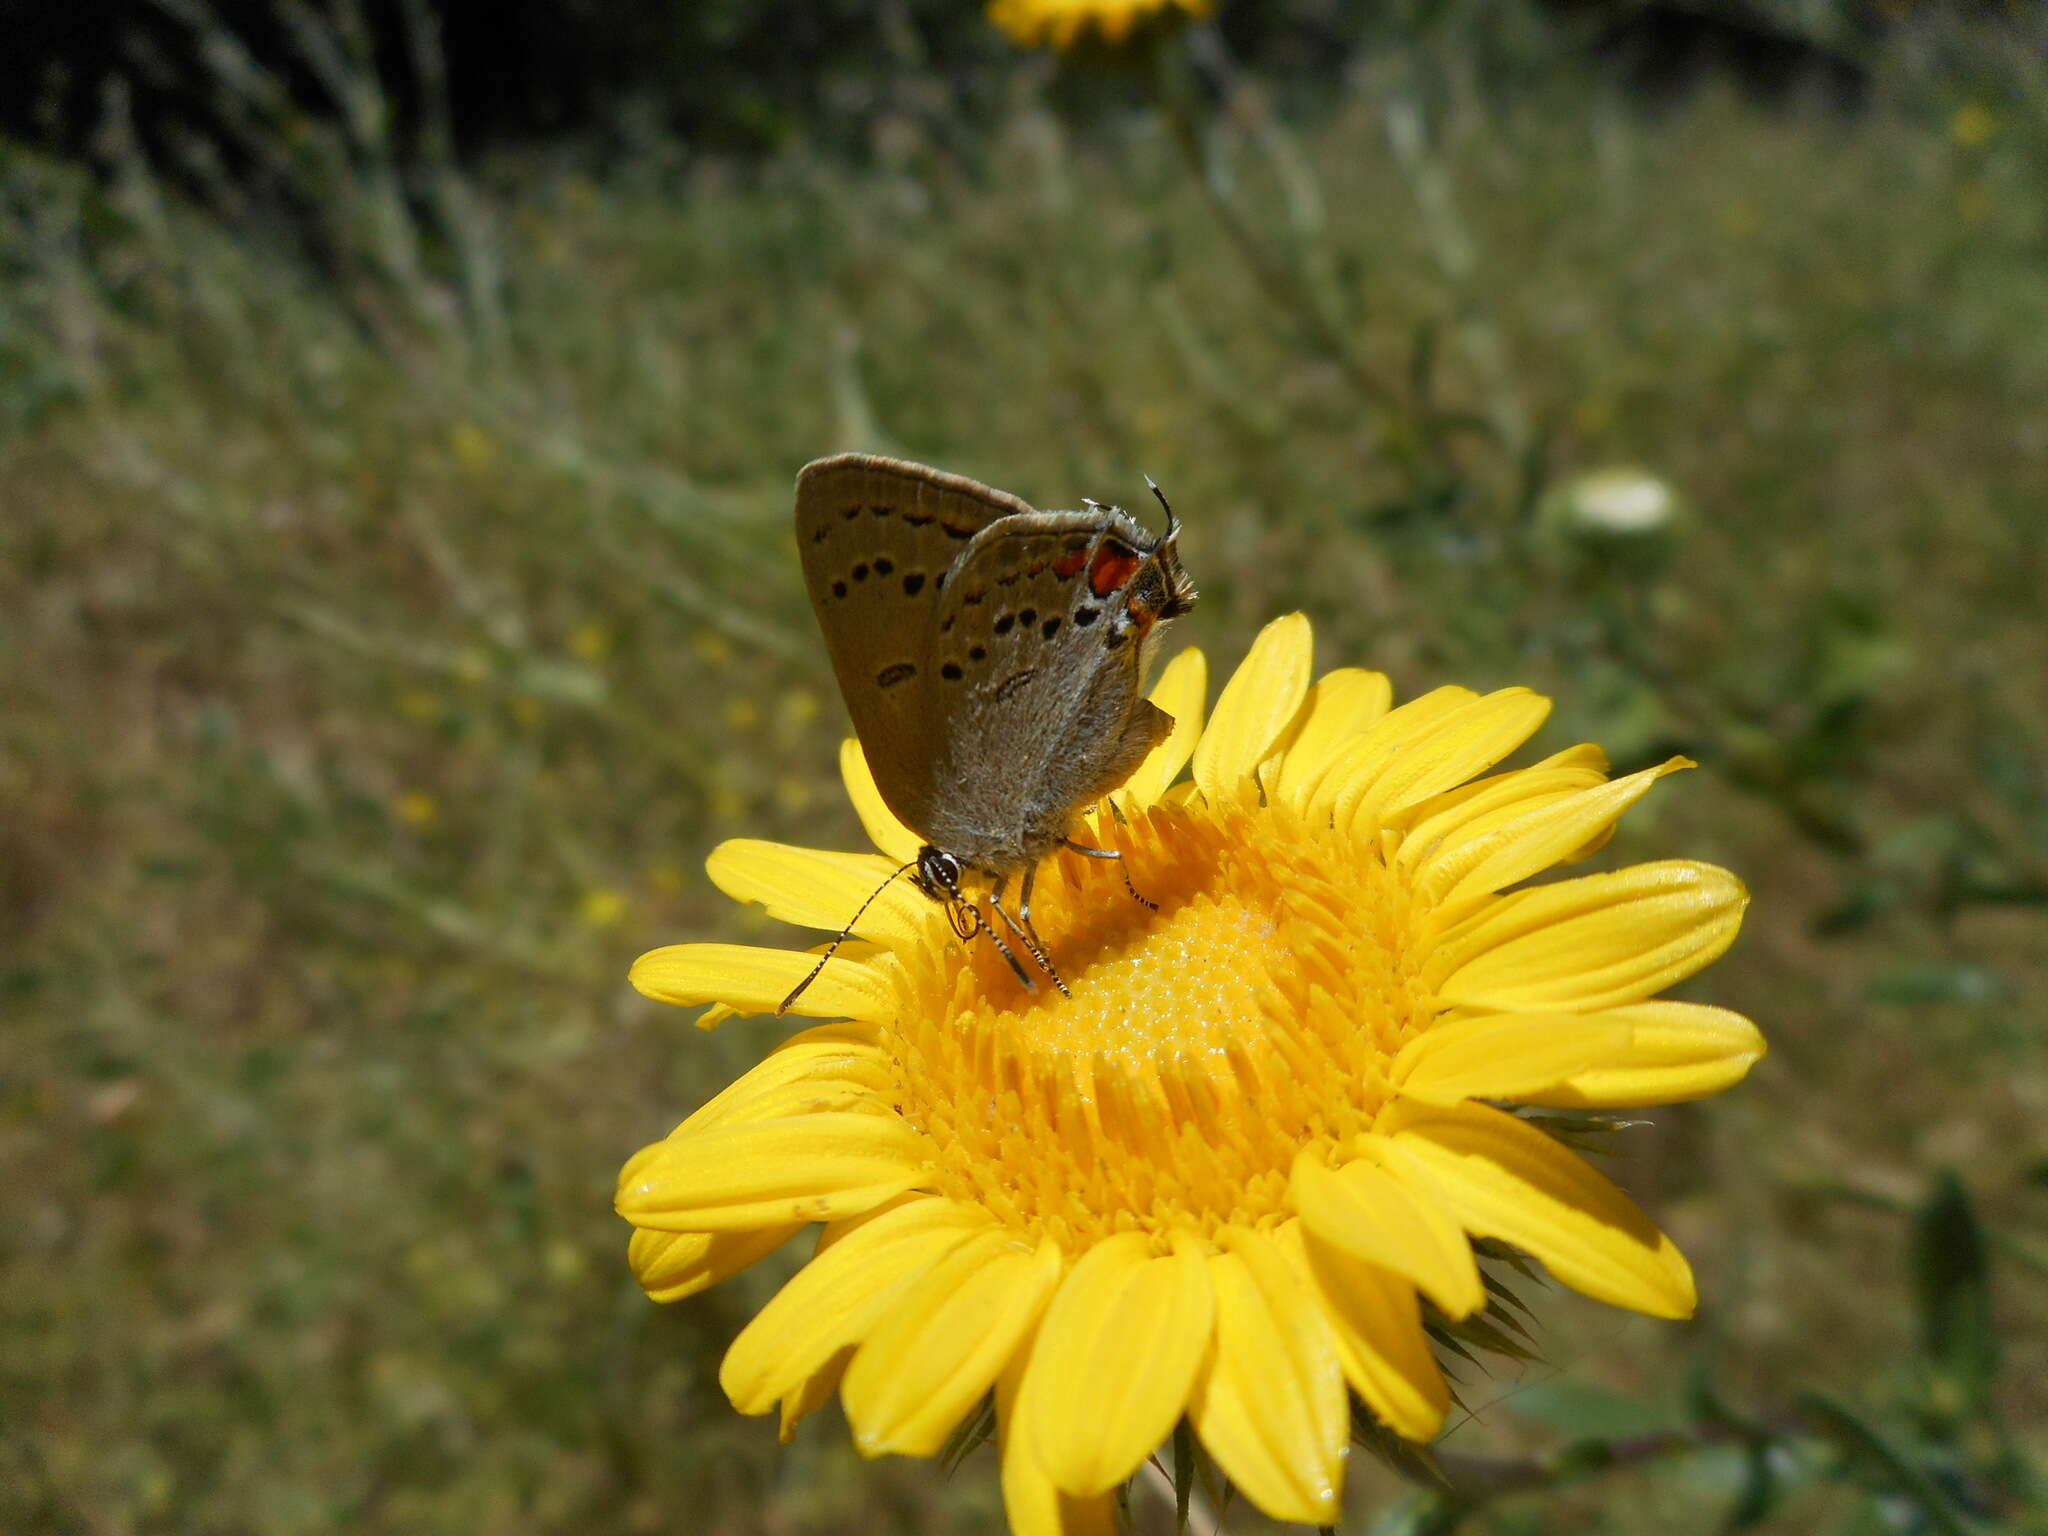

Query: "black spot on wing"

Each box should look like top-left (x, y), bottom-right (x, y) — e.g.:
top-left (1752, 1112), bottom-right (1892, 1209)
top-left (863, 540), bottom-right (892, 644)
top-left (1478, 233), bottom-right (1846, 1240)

top-left (902, 572), bottom-right (926, 596)
top-left (876, 662), bottom-right (916, 690)
top-left (1040, 616), bottom-right (1062, 639)
top-left (832, 580), bottom-right (848, 599)
top-left (941, 662), bottom-right (963, 681)
top-left (1073, 606), bottom-right (1100, 627)
top-left (875, 557), bottom-right (894, 576)
top-left (993, 614), bottom-right (1014, 635)
top-left (852, 563), bottom-right (869, 581)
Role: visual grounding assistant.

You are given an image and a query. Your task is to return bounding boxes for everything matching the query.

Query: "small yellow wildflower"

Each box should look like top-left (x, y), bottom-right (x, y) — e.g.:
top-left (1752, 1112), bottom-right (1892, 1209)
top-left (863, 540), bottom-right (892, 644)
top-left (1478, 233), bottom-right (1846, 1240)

top-left (780, 688), bottom-right (823, 728)
top-left (448, 422), bottom-right (497, 474)
top-left (1952, 103), bottom-right (1997, 147)
top-left (693, 631), bottom-right (735, 669)
top-left (571, 623), bottom-right (612, 662)
top-left (581, 888), bottom-right (629, 929)
top-left (619, 616), bottom-right (1763, 1532)
top-left (395, 791), bottom-right (439, 829)
top-left (989, 0), bottom-right (1210, 49)
top-left (453, 648), bottom-right (491, 687)
top-left (398, 689), bottom-right (444, 724)
top-left (722, 697), bottom-right (762, 734)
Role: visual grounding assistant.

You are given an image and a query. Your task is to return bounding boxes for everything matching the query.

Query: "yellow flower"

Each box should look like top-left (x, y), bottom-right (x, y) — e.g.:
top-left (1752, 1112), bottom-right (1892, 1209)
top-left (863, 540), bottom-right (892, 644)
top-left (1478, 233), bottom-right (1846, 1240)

top-left (580, 888), bottom-right (629, 929)
top-left (394, 790), bottom-right (439, 829)
top-left (447, 421), bottom-right (497, 474)
top-left (570, 623), bottom-right (612, 662)
top-left (989, 0), bottom-right (1210, 50)
top-left (618, 615), bottom-right (1762, 1531)
top-left (1951, 102), bottom-right (1997, 147)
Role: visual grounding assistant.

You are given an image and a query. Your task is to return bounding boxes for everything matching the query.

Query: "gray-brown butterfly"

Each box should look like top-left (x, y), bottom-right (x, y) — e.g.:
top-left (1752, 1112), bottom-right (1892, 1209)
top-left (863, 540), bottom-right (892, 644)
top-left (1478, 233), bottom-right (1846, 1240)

top-left (779, 453), bottom-right (1198, 1011)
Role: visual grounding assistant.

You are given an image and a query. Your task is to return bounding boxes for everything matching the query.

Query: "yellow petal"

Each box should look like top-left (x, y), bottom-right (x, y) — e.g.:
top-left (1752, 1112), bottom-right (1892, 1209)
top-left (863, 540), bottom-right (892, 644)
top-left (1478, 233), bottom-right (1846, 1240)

top-left (1022, 1231), bottom-right (1215, 1495)
top-left (1271, 667), bottom-right (1395, 808)
top-left (1116, 647), bottom-right (1208, 808)
top-left (1397, 743), bottom-right (1612, 851)
top-left (719, 1198), bottom-right (988, 1414)
top-left (630, 941), bottom-right (892, 1021)
top-left (778, 1348), bottom-right (850, 1442)
top-left (1309, 685), bottom-right (1480, 823)
top-left (840, 737), bottom-right (922, 862)
top-left (1382, 1099), bottom-right (1696, 1318)
top-left (842, 1231), bottom-right (1063, 1457)
top-left (997, 1337), bottom-right (1120, 1536)
top-left (1336, 688), bottom-right (1553, 835)
top-left (669, 1024), bottom-right (890, 1136)
top-left (1278, 1221), bottom-right (1448, 1442)
top-left (616, 1111), bottom-right (928, 1232)
top-left (706, 839), bottom-right (924, 941)
top-left (1188, 1228), bottom-right (1347, 1525)
top-left (1518, 1002), bottom-right (1767, 1107)
top-left (1290, 1148), bottom-right (1484, 1318)
top-left (1192, 613), bottom-right (1312, 804)
top-left (1391, 1013), bottom-right (1635, 1106)
top-left (628, 1224), bottom-right (802, 1303)
top-left (1418, 758), bottom-right (1694, 908)
top-left (1428, 860), bottom-right (1748, 1013)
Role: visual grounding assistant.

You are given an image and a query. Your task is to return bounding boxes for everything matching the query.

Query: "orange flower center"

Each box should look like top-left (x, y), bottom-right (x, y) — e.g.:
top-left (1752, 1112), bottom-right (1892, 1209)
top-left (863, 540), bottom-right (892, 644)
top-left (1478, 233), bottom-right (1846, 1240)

top-left (883, 798), bottom-right (1432, 1250)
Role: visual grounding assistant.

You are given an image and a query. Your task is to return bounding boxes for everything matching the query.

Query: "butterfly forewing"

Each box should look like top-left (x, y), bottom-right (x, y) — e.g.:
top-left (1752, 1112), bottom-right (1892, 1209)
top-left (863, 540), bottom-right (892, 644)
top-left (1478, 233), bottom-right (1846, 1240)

top-left (794, 455), bottom-right (1037, 835)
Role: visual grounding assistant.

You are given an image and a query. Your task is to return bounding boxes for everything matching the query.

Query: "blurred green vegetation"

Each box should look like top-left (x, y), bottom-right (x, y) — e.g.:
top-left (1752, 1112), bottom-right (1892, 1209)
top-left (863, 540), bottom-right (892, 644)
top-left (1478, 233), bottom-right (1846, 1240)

top-left (3, 4), bottom-right (2045, 1532)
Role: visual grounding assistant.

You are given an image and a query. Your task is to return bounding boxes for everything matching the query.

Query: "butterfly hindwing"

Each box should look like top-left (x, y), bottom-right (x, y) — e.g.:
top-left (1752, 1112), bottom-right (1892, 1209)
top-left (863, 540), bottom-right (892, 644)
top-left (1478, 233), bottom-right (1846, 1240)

top-left (919, 512), bottom-right (1174, 862)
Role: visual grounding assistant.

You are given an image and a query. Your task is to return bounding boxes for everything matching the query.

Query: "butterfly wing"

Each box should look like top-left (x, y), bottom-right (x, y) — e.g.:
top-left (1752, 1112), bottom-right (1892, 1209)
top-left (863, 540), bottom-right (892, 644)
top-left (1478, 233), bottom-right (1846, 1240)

top-left (794, 455), bottom-right (1037, 840)
top-left (918, 510), bottom-right (1187, 866)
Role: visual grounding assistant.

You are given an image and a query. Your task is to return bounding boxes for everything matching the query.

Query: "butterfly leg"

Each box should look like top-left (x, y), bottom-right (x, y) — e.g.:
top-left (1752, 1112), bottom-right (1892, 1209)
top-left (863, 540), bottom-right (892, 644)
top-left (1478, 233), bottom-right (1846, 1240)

top-left (1062, 839), bottom-right (1158, 911)
top-left (989, 874), bottom-right (1070, 998)
top-left (962, 888), bottom-right (1040, 999)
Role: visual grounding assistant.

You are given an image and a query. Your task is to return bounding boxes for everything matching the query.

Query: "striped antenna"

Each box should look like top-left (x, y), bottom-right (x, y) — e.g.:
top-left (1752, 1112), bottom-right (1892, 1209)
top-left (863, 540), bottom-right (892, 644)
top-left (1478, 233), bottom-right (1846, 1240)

top-left (776, 858), bottom-right (919, 1016)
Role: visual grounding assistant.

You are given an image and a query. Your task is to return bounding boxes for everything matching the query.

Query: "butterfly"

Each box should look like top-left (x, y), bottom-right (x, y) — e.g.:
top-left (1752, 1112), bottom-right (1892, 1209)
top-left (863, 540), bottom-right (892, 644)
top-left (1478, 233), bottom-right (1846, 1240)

top-left (779, 454), bottom-right (1197, 1010)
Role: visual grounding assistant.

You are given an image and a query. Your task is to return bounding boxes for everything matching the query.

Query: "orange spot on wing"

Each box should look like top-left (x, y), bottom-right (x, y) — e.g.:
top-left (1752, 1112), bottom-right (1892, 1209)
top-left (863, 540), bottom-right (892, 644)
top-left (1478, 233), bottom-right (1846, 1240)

top-left (1088, 545), bottom-right (1142, 599)
top-left (1053, 548), bottom-right (1089, 579)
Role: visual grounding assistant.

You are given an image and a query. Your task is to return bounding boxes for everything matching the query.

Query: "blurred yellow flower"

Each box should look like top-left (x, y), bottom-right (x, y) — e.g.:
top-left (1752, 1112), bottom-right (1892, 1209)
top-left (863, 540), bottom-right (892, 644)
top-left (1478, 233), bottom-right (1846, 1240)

top-left (779, 688), bottom-right (823, 728)
top-left (989, 0), bottom-right (1210, 50)
top-left (448, 421), bottom-right (497, 474)
top-left (581, 888), bottom-right (629, 929)
top-left (395, 791), bottom-right (439, 829)
top-left (693, 631), bottom-right (735, 669)
top-left (618, 616), bottom-right (1763, 1531)
top-left (722, 697), bottom-right (762, 733)
top-left (398, 689), bottom-right (444, 724)
top-left (1951, 102), bottom-right (1997, 147)
top-left (570, 623), bottom-right (612, 662)
top-left (453, 648), bottom-right (491, 687)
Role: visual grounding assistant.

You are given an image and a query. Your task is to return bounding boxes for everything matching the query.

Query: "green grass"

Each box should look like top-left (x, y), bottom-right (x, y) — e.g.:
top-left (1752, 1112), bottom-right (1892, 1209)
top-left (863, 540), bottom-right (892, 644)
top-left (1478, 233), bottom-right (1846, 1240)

top-left (4, 25), bottom-right (2045, 1534)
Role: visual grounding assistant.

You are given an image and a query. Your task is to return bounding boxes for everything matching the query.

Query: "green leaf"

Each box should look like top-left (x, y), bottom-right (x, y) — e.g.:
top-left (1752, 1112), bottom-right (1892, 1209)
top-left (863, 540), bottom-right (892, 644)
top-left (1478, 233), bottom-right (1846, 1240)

top-left (1910, 1173), bottom-right (2000, 1427)
top-left (1798, 1392), bottom-right (1983, 1536)
top-left (1509, 1380), bottom-right (1667, 1439)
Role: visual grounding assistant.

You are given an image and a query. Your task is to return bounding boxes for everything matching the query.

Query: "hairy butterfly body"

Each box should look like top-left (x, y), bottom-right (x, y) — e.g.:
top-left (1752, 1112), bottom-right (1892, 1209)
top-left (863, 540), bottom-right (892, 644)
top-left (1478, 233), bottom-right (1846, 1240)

top-left (783, 453), bottom-right (1197, 1008)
